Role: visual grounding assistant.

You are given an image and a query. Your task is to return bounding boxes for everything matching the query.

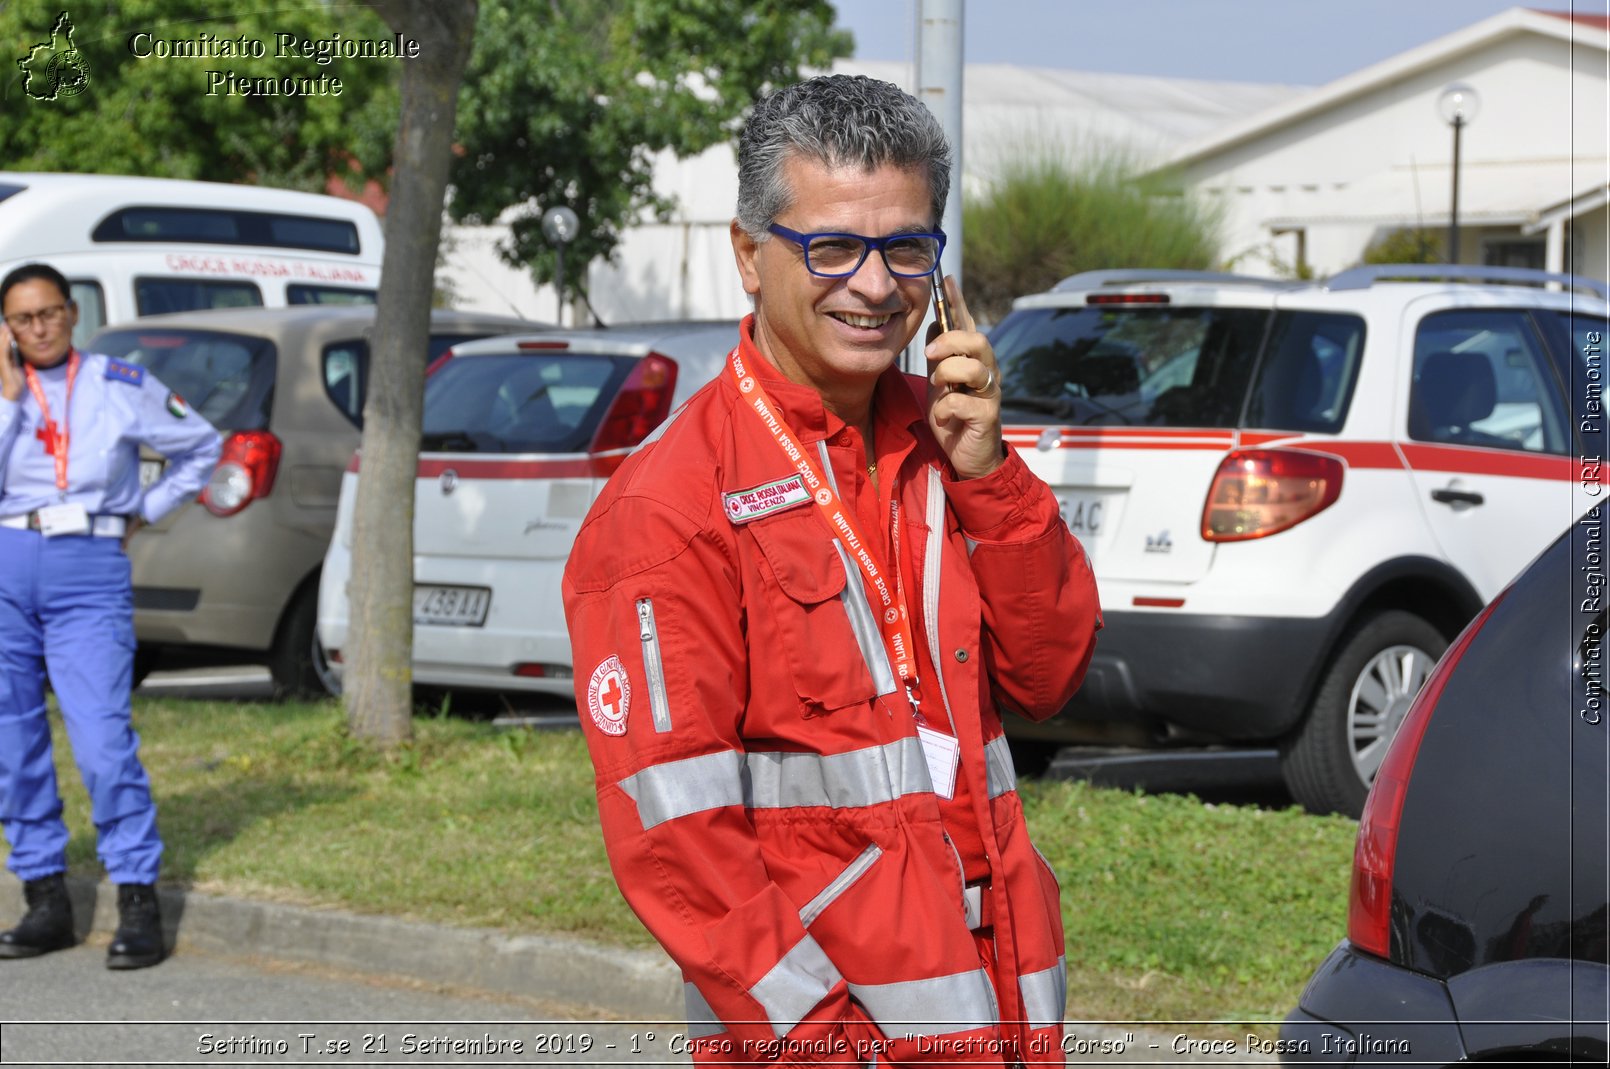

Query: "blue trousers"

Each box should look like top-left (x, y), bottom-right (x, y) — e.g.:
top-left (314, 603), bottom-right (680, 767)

top-left (0, 527), bottom-right (160, 884)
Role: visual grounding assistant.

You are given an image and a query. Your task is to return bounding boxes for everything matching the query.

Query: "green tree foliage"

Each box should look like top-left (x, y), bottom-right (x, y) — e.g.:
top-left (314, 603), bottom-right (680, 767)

top-left (449, 0), bottom-right (850, 300)
top-left (0, 1), bottom-right (397, 191)
top-left (1362, 227), bottom-right (1443, 265)
top-left (963, 147), bottom-right (1222, 325)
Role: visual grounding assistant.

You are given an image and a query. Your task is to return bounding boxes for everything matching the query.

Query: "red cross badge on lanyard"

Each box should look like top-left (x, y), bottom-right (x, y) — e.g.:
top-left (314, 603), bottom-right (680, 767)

top-left (25, 353), bottom-right (80, 499)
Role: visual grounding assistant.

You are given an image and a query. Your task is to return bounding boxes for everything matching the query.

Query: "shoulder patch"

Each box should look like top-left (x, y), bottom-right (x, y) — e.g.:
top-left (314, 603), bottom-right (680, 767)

top-left (104, 359), bottom-right (144, 386)
top-left (165, 391), bottom-right (190, 419)
top-left (586, 655), bottom-right (631, 736)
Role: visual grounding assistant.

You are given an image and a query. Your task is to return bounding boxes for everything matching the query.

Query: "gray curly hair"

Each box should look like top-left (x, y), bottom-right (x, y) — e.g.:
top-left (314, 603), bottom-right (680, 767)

top-left (736, 74), bottom-right (951, 239)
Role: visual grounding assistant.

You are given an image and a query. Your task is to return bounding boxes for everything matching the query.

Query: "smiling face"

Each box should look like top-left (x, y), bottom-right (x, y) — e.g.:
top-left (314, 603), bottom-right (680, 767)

top-left (732, 156), bottom-right (935, 405)
top-left (2, 278), bottom-right (78, 369)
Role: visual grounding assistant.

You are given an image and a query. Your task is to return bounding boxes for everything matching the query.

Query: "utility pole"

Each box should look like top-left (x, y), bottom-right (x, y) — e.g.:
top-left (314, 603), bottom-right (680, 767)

top-left (914, 0), bottom-right (963, 369)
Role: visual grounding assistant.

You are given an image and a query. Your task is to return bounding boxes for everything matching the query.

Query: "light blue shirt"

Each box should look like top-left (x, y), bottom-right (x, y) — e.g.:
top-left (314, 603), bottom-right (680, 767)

top-left (0, 350), bottom-right (222, 523)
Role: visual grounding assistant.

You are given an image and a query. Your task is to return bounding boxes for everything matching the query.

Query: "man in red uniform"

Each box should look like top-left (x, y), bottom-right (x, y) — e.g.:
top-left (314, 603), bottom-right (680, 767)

top-left (563, 74), bottom-right (1100, 1065)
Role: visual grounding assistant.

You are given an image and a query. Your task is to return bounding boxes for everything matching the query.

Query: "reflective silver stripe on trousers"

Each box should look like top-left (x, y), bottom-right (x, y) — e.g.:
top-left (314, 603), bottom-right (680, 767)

top-left (849, 968), bottom-right (998, 1038)
top-left (983, 735), bottom-right (1018, 799)
top-left (619, 740), bottom-right (935, 829)
top-left (1019, 956), bottom-right (1067, 1031)
top-left (751, 933), bottom-right (843, 1038)
top-left (683, 982), bottom-right (724, 1039)
top-left (817, 441), bottom-right (898, 697)
top-left (618, 750), bottom-right (744, 829)
top-left (745, 738), bottom-right (933, 811)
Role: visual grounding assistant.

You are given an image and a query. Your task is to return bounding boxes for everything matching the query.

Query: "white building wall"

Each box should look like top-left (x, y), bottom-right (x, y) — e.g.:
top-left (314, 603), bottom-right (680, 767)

top-left (1180, 32), bottom-right (1608, 276)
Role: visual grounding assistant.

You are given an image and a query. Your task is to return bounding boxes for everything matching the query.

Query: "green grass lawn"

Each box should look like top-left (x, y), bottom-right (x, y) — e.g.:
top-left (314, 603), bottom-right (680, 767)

top-left (32, 696), bottom-right (1357, 1024)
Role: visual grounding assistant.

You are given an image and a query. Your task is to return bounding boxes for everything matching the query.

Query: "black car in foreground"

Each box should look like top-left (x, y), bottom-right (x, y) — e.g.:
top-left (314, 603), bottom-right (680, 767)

top-left (1281, 516), bottom-right (1608, 1064)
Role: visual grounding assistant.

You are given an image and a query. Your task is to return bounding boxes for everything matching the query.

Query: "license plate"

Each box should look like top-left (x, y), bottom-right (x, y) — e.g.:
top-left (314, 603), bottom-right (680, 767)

top-left (413, 585), bottom-right (491, 627)
top-left (139, 459), bottom-right (163, 489)
top-left (1056, 493), bottom-right (1110, 540)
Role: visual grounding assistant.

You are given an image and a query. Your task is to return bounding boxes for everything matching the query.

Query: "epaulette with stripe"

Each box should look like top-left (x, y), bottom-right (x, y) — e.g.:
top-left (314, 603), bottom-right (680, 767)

top-left (105, 359), bottom-right (145, 386)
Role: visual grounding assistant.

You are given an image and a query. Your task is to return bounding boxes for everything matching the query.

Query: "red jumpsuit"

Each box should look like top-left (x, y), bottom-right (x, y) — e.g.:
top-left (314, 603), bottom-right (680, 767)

top-left (563, 317), bottom-right (1101, 1065)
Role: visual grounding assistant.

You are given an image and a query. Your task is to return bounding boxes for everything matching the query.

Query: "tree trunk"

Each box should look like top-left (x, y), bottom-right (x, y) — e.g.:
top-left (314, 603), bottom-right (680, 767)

top-left (345, 0), bottom-right (478, 747)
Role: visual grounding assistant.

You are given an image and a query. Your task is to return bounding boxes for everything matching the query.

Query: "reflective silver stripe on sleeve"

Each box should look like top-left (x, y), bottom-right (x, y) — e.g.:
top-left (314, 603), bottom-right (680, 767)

top-left (683, 982), bottom-right (724, 1039)
top-left (618, 750), bottom-right (744, 830)
top-left (745, 738), bottom-right (933, 811)
top-left (798, 843), bottom-right (883, 928)
top-left (1019, 956), bottom-right (1068, 1031)
top-left (983, 734), bottom-right (1018, 799)
top-left (818, 440), bottom-right (897, 697)
top-left (849, 968), bottom-right (998, 1038)
top-left (750, 933), bottom-right (843, 1038)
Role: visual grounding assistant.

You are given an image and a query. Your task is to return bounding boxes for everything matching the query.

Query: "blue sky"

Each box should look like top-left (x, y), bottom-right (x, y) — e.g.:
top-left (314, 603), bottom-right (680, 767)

top-left (827, 1), bottom-right (1584, 85)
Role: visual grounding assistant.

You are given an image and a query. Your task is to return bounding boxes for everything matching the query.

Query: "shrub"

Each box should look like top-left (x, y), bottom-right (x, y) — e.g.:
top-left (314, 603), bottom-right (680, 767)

top-left (963, 144), bottom-right (1221, 324)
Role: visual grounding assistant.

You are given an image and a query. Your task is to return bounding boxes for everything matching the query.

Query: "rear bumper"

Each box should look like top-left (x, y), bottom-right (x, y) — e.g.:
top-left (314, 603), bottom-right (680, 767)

top-left (319, 543), bottom-right (576, 697)
top-left (131, 500), bottom-right (326, 652)
top-left (1280, 942), bottom-right (1466, 1066)
top-left (1286, 942), bottom-right (1610, 1065)
top-left (1022, 608), bottom-right (1334, 742)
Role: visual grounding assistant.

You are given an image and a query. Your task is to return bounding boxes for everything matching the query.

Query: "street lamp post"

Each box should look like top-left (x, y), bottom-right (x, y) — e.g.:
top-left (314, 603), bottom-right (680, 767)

top-left (1437, 83), bottom-right (1480, 264)
top-left (540, 206), bottom-right (580, 326)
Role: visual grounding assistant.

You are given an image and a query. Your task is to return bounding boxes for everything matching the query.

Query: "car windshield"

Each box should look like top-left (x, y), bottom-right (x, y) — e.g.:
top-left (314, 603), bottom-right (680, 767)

top-left (422, 351), bottom-right (634, 453)
top-left (989, 305), bottom-right (1269, 427)
top-left (91, 328), bottom-right (275, 431)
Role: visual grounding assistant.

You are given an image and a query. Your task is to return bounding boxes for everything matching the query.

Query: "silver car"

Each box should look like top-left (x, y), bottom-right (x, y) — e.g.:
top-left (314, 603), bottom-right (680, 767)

top-left (89, 305), bottom-right (540, 697)
top-left (318, 321), bottom-right (738, 697)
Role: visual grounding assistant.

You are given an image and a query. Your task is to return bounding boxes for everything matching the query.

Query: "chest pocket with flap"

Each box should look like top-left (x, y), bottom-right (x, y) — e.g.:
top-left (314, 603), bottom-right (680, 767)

top-left (748, 507), bottom-right (896, 715)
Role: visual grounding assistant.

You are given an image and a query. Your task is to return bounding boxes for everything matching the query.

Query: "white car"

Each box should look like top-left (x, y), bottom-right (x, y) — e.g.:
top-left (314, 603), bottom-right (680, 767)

top-left (317, 321), bottom-right (737, 698)
top-left (990, 265), bottom-right (1607, 815)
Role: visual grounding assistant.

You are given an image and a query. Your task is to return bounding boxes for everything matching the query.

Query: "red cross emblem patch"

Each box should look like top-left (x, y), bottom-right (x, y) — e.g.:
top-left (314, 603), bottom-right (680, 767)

top-left (587, 655), bottom-right (632, 736)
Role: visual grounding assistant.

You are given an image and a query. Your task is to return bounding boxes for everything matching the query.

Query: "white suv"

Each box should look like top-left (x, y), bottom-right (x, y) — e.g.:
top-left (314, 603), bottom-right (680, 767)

top-left (990, 265), bottom-right (1607, 815)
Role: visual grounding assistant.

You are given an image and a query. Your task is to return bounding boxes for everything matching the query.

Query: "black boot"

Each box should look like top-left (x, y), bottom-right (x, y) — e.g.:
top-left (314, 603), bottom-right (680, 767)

top-left (106, 883), bottom-right (164, 970)
top-left (0, 873), bottom-right (75, 958)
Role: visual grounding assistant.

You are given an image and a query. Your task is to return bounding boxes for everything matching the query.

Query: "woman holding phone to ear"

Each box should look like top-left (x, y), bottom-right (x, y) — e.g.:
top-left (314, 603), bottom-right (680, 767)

top-left (0, 263), bottom-right (220, 970)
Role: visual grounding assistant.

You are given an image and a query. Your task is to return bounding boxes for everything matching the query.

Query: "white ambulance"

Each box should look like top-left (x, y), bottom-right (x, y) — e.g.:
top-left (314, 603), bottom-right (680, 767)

top-left (0, 172), bottom-right (384, 345)
top-left (990, 265), bottom-right (1608, 816)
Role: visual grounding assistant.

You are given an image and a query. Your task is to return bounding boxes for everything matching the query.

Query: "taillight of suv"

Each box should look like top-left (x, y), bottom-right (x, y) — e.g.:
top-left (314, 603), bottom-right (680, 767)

top-left (201, 430), bottom-right (282, 517)
top-left (588, 353), bottom-right (678, 476)
top-left (1346, 591), bottom-right (1505, 958)
top-left (1201, 449), bottom-right (1343, 541)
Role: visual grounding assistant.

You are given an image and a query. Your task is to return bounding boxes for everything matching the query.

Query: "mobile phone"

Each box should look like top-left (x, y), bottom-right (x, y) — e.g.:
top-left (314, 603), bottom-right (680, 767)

top-left (930, 273), bottom-right (954, 334)
top-left (7, 339), bottom-right (18, 367)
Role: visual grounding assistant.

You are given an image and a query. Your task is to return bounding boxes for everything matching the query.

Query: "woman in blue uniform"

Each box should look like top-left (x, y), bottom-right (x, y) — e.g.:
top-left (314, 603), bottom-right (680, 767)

top-left (0, 263), bottom-right (220, 969)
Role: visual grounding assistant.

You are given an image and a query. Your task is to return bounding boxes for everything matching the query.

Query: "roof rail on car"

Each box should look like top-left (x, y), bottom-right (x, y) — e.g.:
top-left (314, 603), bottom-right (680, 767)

top-left (1325, 263), bottom-right (1610, 301)
top-left (1051, 269), bottom-right (1303, 293)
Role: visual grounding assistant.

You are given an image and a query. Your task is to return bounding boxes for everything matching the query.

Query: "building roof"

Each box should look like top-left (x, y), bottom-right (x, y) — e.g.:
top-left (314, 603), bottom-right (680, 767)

top-left (1160, 7), bottom-right (1608, 171)
top-left (1535, 9), bottom-right (1610, 30)
top-left (836, 59), bottom-right (1305, 165)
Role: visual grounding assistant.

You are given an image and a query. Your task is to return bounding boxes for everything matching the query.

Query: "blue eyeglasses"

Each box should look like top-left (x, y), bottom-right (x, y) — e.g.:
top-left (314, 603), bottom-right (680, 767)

top-left (767, 224), bottom-right (946, 279)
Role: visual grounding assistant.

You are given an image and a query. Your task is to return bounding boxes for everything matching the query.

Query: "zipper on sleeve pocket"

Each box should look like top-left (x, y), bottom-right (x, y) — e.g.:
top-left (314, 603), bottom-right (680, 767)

top-left (636, 597), bottom-right (672, 733)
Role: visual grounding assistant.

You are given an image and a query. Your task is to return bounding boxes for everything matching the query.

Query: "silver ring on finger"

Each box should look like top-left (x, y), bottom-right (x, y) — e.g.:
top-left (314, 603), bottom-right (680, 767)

top-left (980, 364), bottom-right (996, 394)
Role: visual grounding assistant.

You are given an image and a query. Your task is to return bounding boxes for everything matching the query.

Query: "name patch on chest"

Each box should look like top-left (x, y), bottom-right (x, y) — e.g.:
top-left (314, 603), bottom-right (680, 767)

top-left (723, 474), bottom-right (812, 524)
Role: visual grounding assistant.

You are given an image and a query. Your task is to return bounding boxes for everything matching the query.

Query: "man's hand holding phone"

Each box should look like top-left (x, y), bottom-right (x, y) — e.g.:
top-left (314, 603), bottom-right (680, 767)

top-left (924, 274), bottom-right (1004, 480)
top-left (0, 324), bottom-right (23, 403)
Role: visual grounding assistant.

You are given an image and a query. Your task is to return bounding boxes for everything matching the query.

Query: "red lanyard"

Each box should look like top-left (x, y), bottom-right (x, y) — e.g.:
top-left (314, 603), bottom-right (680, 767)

top-left (24, 352), bottom-right (79, 494)
top-left (727, 346), bottom-right (923, 713)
